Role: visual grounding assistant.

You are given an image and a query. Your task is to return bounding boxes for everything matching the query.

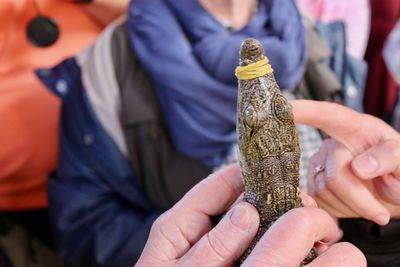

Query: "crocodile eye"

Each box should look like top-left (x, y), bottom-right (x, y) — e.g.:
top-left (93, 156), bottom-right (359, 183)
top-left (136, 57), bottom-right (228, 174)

top-left (272, 94), bottom-right (292, 123)
top-left (244, 105), bottom-right (258, 128)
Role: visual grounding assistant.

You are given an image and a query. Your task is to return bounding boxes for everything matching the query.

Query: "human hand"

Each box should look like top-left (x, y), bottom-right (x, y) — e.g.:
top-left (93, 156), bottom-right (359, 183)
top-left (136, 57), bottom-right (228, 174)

top-left (242, 207), bottom-right (365, 267)
top-left (307, 138), bottom-right (400, 224)
top-left (136, 164), bottom-right (366, 267)
top-left (292, 100), bottom-right (400, 224)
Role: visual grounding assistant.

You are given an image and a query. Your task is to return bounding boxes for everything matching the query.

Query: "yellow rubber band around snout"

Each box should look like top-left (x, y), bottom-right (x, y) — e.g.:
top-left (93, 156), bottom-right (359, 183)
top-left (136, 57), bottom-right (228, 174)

top-left (235, 57), bottom-right (273, 80)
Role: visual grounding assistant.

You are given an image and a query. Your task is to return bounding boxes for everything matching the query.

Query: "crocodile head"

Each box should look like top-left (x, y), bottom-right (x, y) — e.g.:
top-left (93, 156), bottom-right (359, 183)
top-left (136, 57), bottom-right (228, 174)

top-left (239, 38), bottom-right (265, 66)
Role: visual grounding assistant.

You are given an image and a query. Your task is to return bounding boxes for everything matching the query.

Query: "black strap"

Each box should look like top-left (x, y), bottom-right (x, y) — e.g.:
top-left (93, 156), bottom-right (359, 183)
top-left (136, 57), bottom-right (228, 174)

top-left (340, 218), bottom-right (400, 266)
top-left (111, 22), bottom-right (212, 210)
top-left (0, 243), bottom-right (13, 267)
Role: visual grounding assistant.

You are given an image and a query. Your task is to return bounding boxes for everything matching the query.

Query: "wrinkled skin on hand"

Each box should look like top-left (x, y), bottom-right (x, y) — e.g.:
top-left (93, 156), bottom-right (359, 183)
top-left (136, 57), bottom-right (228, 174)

top-left (293, 99), bottom-right (400, 224)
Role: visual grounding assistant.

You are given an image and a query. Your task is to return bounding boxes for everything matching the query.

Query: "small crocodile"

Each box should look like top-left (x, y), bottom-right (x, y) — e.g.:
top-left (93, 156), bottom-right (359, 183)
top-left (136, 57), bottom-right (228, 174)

top-left (236, 38), bottom-right (317, 265)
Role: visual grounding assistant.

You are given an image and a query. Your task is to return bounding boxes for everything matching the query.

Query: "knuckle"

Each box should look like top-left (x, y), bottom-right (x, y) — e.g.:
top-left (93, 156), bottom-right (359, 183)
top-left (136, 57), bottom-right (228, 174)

top-left (151, 212), bottom-right (168, 233)
top-left (314, 176), bottom-right (327, 193)
top-left (150, 212), bottom-right (192, 256)
top-left (322, 138), bottom-right (334, 146)
top-left (324, 175), bottom-right (339, 191)
top-left (151, 212), bottom-right (170, 239)
top-left (390, 140), bottom-right (400, 159)
top-left (314, 189), bottom-right (327, 198)
top-left (314, 185), bottom-right (327, 197)
top-left (244, 256), bottom-right (288, 267)
top-left (310, 152), bottom-right (320, 162)
top-left (285, 208), bottom-right (313, 232)
top-left (323, 138), bottom-right (337, 150)
top-left (206, 227), bottom-right (233, 260)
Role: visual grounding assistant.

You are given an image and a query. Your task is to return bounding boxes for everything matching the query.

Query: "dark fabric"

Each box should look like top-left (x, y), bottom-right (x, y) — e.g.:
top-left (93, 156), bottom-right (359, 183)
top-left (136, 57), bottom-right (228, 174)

top-left (0, 212), bottom-right (63, 267)
top-left (340, 218), bottom-right (400, 267)
top-left (363, 0), bottom-right (400, 118)
top-left (37, 58), bottom-right (160, 267)
top-left (2, 210), bottom-right (54, 248)
top-left (112, 23), bottom-right (212, 210)
top-left (294, 18), bottom-right (343, 105)
top-left (0, 243), bottom-right (13, 267)
top-left (0, 215), bottom-right (13, 267)
top-left (0, 214), bottom-right (13, 236)
top-left (34, 22), bottom-right (213, 266)
top-left (128, 0), bottom-right (306, 167)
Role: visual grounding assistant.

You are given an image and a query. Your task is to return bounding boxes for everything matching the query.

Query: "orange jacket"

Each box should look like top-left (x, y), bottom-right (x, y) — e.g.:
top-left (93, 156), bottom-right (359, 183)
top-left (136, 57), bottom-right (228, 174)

top-left (0, 0), bottom-right (101, 210)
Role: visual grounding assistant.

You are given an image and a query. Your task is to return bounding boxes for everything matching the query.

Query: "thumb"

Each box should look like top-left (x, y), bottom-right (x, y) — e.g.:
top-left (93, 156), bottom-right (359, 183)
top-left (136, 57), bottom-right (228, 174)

top-left (351, 140), bottom-right (400, 179)
top-left (178, 202), bottom-right (259, 266)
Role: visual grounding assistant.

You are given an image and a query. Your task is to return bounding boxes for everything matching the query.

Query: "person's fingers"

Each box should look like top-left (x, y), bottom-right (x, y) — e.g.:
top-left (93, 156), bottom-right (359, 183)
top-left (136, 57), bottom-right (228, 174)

top-left (140, 164), bottom-right (245, 262)
top-left (307, 140), bottom-right (352, 216)
top-left (307, 140), bottom-right (330, 195)
top-left (351, 140), bottom-right (400, 205)
top-left (241, 207), bottom-right (341, 267)
top-left (311, 141), bottom-right (359, 217)
top-left (307, 242), bottom-right (367, 267)
top-left (232, 192), bottom-right (245, 207)
top-left (307, 152), bottom-right (321, 195)
top-left (178, 202), bottom-right (259, 267)
top-left (307, 139), bottom-right (390, 224)
top-left (291, 100), bottom-right (370, 154)
top-left (375, 175), bottom-right (400, 205)
top-left (313, 193), bottom-right (354, 218)
top-left (321, 141), bottom-right (390, 225)
top-left (314, 227), bottom-right (344, 254)
top-left (300, 192), bottom-right (317, 208)
top-left (170, 164), bottom-right (244, 246)
top-left (352, 139), bottom-right (400, 179)
top-left (291, 100), bottom-right (399, 154)
top-left (178, 163), bottom-right (244, 216)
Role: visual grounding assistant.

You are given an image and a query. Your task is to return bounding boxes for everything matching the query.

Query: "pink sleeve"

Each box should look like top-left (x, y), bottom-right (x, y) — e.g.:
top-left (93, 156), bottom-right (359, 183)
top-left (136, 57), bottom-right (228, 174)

top-left (297, 0), bottom-right (324, 18)
top-left (297, 0), bottom-right (371, 59)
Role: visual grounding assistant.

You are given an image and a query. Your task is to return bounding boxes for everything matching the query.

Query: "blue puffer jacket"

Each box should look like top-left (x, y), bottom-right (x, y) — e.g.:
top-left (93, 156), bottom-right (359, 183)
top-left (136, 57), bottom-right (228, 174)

top-left (37, 22), bottom-right (160, 267)
top-left (316, 21), bottom-right (367, 112)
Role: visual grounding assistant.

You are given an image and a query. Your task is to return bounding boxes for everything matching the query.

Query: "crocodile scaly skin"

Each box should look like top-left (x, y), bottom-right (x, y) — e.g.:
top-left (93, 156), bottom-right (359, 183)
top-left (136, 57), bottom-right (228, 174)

top-left (236, 38), bottom-right (316, 265)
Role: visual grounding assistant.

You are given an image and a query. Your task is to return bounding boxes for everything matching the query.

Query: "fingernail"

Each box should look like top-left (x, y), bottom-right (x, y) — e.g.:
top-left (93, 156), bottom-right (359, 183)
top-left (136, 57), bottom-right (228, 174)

top-left (337, 229), bottom-right (343, 240)
top-left (230, 203), bottom-right (253, 230)
top-left (373, 214), bottom-right (390, 225)
top-left (302, 198), bottom-right (310, 207)
top-left (315, 242), bottom-right (329, 254)
top-left (302, 197), bottom-right (317, 207)
top-left (353, 154), bottom-right (379, 175)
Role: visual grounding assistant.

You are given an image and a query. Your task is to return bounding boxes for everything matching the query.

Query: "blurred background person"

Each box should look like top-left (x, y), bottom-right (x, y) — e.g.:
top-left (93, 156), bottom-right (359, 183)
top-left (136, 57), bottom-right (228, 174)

top-left (0, 1), bottom-right (128, 266)
top-left (383, 19), bottom-right (400, 87)
top-left (294, 0), bottom-right (370, 184)
top-left (297, 99), bottom-right (400, 266)
top-left (296, 1), bottom-right (400, 265)
top-left (385, 19), bottom-right (400, 131)
top-left (36, 0), bottom-right (386, 266)
top-left (297, 0), bottom-right (370, 60)
top-left (130, 0), bottom-right (307, 169)
top-left (37, 0), bottom-right (310, 266)
top-left (362, 0), bottom-right (399, 121)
